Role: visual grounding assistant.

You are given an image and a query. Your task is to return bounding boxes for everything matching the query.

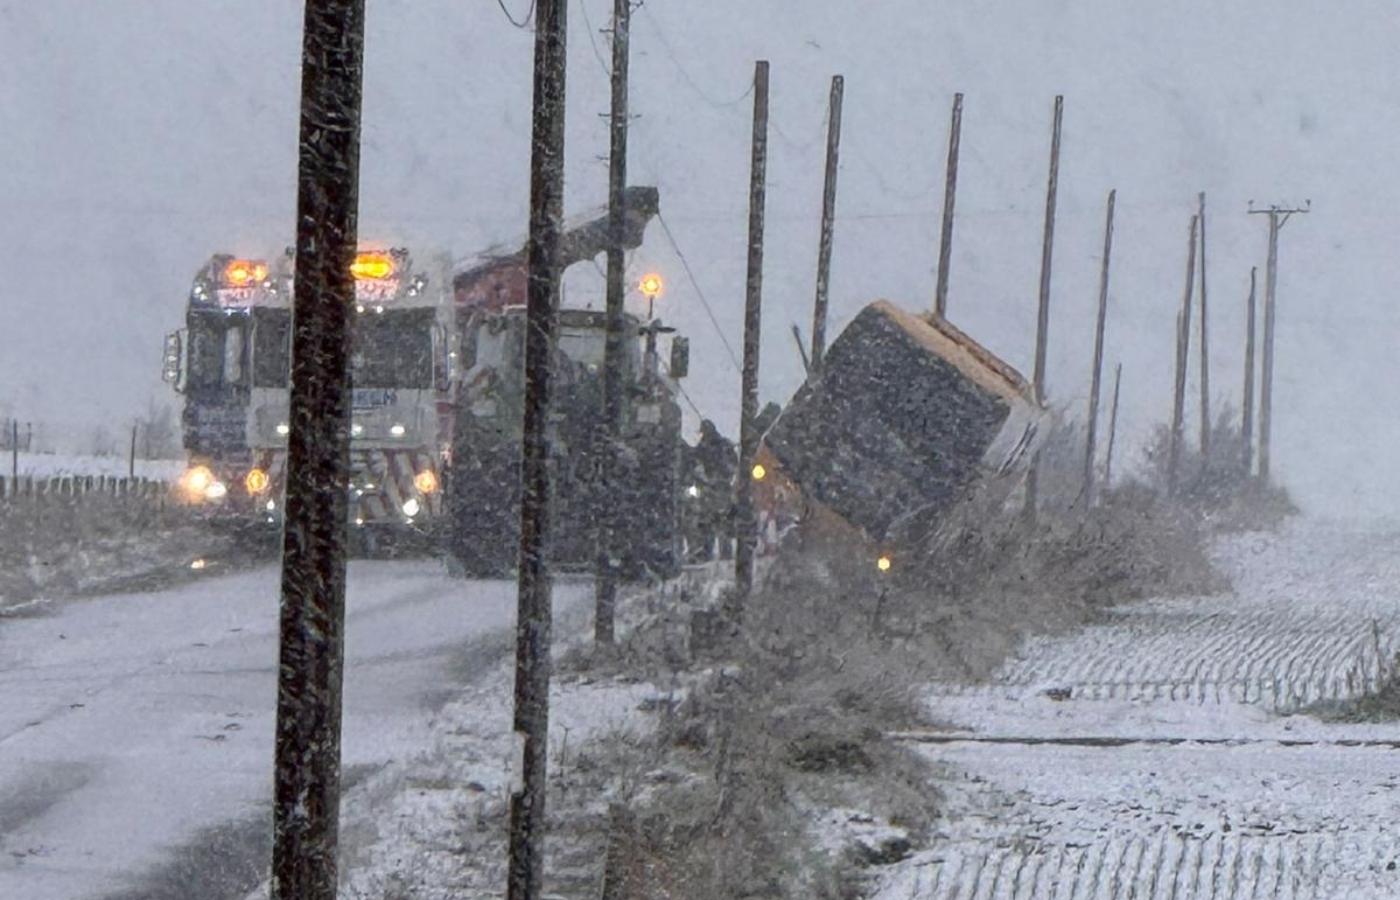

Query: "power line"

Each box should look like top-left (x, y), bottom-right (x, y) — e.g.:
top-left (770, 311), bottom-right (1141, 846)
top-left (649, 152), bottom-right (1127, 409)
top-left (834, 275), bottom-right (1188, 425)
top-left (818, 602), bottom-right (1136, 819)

top-left (576, 0), bottom-right (611, 77)
top-left (636, 4), bottom-right (754, 110)
top-left (495, 0), bottom-right (535, 28)
top-left (656, 211), bottom-right (742, 374)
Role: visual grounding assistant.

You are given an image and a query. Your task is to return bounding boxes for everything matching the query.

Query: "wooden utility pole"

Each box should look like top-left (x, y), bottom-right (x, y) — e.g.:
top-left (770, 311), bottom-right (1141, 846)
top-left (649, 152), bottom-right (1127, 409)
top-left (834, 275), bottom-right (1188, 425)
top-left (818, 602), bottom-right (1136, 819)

top-left (1197, 192), bottom-right (1212, 463)
top-left (508, 0), bottom-right (568, 896)
top-left (128, 423), bottom-right (138, 478)
top-left (1248, 202), bottom-right (1309, 481)
top-left (594, 0), bottom-right (632, 647)
top-left (1168, 215), bottom-right (1198, 497)
top-left (11, 420), bottom-right (18, 481)
top-left (270, 1), bottom-right (365, 897)
top-left (1104, 362), bottom-right (1123, 487)
top-left (1082, 189), bottom-right (1116, 505)
top-left (1024, 94), bottom-right (1063, 524)
top-left (809, 74), bottom-right (843, 377)
top-left (934, 92), bottom-right (963, 319)
top-left (1241, 266), bottom-right (1258, 475)
top-left (730, 60), bottom-right (770, 620)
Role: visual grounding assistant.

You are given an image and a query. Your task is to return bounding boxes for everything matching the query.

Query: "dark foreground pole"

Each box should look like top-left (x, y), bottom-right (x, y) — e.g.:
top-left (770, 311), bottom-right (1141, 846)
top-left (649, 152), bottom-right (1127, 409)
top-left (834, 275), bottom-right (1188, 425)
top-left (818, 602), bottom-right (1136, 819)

top-left (730, 60), bottom-right (771, 621)
top-left (1242, 266), bottom-right (1258, 475)
top-left (1168, 215), bottom-right (1198, 498)
top-left (270, 2), bottom-right (365, 897)
top-left (1082, 189), bottom-right (1116, 505)
top-left (594, 0), bottom-right (632, 647)
top-left (1024, 94), bottom-right (1063, 524)
top-left (508, 0), bottom-right (567, 895)
top-left (934, 92), bottom-right (964, 319)
top-left (809, 74), bottom-right (843, 377)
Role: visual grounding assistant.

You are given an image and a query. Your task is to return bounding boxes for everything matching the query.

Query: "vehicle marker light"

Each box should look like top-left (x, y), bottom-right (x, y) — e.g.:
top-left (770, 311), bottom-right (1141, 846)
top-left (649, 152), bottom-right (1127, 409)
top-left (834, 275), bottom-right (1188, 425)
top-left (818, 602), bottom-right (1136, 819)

top-left (245, 468), bottom-right (270, 494)
top-left (414, 470), bottom-right (439, 494)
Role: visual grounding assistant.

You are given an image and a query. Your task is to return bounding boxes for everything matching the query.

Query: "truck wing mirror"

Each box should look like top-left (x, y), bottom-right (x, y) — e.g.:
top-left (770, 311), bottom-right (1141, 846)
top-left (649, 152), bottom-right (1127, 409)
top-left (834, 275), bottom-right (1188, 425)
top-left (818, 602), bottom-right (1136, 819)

top-left (669, 336), bottom-right (690, 379)
top-left (162, 330), bottom-right (185, 392)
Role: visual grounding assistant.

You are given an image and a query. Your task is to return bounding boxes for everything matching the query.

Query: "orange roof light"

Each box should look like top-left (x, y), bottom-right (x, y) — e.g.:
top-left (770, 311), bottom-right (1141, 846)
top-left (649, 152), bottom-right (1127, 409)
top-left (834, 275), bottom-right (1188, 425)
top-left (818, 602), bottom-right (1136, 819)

top-left (351, 251), bottom-right (396, 281)
top-left (223, 259), bottom-right (266, 287)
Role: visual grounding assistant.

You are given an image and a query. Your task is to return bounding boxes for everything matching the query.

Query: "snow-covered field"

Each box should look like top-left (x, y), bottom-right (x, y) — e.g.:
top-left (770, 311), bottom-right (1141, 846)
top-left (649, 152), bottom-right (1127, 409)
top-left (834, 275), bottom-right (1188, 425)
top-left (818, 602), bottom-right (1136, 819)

top-left (875, 521), bottom-right (1400, 899)
top-left (5, 452), bottom-right (184, 482)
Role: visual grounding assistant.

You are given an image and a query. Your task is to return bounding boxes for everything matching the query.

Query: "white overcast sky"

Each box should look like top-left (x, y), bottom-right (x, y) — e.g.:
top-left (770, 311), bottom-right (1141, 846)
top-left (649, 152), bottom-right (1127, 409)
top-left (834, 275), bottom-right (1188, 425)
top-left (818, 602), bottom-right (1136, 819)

top-left (1, 1), bottom-right (1396, 515)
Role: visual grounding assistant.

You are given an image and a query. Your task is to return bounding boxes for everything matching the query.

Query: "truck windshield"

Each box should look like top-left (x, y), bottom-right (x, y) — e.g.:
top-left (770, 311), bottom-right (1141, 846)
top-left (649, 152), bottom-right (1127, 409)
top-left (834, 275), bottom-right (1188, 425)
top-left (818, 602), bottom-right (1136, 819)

top-left (253, 307), bottom-right (291, 388)
top-left (352, 308), bottom-right (435, 389)
top-left (186, 312), bottom-right (248, 391)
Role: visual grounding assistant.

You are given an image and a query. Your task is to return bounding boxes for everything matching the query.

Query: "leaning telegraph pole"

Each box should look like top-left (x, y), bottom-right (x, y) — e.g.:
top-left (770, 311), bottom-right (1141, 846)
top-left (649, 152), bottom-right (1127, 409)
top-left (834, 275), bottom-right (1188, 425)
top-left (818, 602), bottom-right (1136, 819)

top-left (1082, 189), bottom-right (1116, 505)
top-left (933, 92), bottom-right (964, 320)
top-left (730, 60), bottom-right (770, 621)
top-left (270, 2), bottom-right (365, 897)
top-left (508, 0), bottom-right (567, 895)
top-left (1168, 215), bottom-right (1198, 497)
top-left (809, 74), bottom-right (843, 377)
top-left (1248, 202), bottom-right (1309, 481)
top-left (594, 0), bottom-right (632, 648)
top-left (1241, 266), bottom-right (1258, 474)
top-left (1197, 192), bottom-right (1212, 463)
top-left (1024, 94), bottom-right (1063, 524)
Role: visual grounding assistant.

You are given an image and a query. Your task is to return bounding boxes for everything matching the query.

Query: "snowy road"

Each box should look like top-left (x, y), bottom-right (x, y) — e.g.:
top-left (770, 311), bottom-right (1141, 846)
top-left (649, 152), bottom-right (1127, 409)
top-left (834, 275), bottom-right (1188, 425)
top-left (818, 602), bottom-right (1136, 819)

top-left (0, 561), bottom-right (584, 900)
top-left (877, 521), bottom-right (1400, 899)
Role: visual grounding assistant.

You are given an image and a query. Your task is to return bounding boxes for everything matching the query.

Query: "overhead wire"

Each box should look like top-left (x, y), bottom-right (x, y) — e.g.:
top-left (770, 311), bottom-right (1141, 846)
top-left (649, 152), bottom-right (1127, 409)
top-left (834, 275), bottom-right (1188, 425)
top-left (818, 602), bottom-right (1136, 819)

top-left (655, 211), bottom-right (743, 375)
top-left (576, 0), bottom-right (612, 78)
top-left (495, 0), bottom-right (536, 29)
top-left (636, 3), bottom-right (755, 111)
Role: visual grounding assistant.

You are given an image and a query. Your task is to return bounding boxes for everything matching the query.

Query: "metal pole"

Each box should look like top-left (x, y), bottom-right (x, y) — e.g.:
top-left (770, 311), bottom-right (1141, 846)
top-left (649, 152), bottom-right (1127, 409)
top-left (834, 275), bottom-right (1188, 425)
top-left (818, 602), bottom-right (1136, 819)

top-left (1198, 191), bottom-right (1212, 463)
top-left (1259, 211), bottom-right (1279, 481)
top-left (1104, 362), bottom-right (1122, 487)
top-left (1242, 266), bottom-right (1258, 475)
top-left (1024, 94), bottom-right (1063, 523)
top-left (934, 92), bottom-right (964, 320)
top-left (129, 423), bottom-right (138, 479)
top-left (1168, 215), bottom-right (1198, 498)
top-left (809, 74), bottom-right (844, 377)
top-left (507, 0), bottom-right (567, 895)
top-left (594, 0), bottom-right (631, 647)
top-left (731, 60), bottom-right (770, 620)
top-left (10, 420), bottom-right (17, 482)
top-left (1083, 189), bottom-right (1115, 505)
top-left (270, 1), bottom-right (365, 897)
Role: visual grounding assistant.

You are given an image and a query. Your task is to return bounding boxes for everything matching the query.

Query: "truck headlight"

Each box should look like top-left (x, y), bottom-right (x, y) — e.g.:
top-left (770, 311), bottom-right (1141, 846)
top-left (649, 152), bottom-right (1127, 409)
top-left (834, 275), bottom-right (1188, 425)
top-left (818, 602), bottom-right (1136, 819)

top-left (390, 424), bottom-right (406, 437)
top-left (402, 498), bottom-right (420, 518)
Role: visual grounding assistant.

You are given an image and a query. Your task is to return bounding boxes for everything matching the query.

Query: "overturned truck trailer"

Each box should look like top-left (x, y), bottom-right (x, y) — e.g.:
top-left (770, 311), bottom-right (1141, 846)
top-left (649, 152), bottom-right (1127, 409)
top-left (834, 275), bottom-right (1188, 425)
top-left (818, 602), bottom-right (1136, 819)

top-left (760, 300), bottom-right (1046, 553)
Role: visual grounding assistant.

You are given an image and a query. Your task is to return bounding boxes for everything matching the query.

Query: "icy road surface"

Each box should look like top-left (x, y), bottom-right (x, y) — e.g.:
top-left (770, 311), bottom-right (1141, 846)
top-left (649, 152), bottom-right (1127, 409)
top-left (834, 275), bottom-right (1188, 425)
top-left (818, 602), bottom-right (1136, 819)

top-left (0, 561), bottom-right (585, 900)
top-left (877, 521), bottom-right (1400, 899)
